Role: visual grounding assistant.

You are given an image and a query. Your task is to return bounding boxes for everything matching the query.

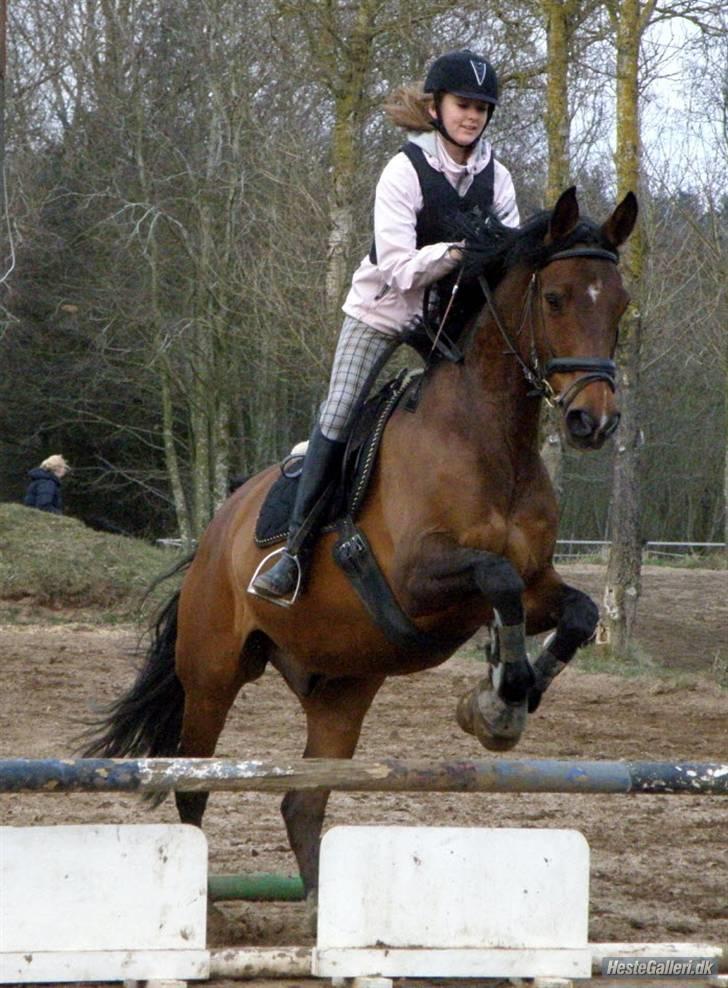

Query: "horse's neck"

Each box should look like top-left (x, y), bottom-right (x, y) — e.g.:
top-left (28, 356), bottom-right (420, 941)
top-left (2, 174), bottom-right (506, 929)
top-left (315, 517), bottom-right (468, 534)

top-left (454, 272), bottom-right (542, 456)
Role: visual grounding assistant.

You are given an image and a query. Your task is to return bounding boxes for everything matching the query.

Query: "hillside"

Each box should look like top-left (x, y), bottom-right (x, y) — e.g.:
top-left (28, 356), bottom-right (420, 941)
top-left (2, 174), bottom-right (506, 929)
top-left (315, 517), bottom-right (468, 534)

top-left (0, 503), bottom-right (185, 615)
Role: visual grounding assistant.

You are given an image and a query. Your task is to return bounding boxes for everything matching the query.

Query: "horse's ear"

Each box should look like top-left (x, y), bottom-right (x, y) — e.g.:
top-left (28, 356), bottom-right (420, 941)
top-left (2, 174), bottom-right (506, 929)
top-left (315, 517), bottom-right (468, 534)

top-left (601, 191), bottom-right (638, 248)
top-left (547, 186), bottom-right (580, 243)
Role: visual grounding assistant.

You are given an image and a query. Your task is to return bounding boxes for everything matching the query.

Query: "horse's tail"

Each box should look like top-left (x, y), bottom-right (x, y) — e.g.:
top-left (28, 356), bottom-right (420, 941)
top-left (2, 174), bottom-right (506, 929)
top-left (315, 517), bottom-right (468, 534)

top-left (80, 555), bottom-right (193, 762)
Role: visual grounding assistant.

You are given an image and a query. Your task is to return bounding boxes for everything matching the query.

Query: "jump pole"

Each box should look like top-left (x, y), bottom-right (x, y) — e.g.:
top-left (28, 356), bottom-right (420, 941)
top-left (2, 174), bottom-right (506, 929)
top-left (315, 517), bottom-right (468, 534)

top-left (2, 757), bottom-right (727, 794)
top-left (207, 943), bottom-right (727, 978)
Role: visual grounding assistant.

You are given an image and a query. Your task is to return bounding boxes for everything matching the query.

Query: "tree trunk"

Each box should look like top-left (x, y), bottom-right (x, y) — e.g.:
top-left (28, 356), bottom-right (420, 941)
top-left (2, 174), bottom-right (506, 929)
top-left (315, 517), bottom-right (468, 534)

top-left (543, 0), bottom-right (572, 204)
top-left (324, 0), bottom-right (378, 328)
top-left (540, 0), bottom-right (576, 498)
top-left (326, 168), bottom-right (355, 326)
top-left (540, 426), bottom-right (565, 500)
top-left (191, 42), bottom-right (239, 531)
top-left (0, 0), bottom-right (6, 239)
top-left (724, 366), bottom-right (728, 565)
top-left (132, 88), bottom-right (193, 543)
top-left (602, 307), bottom-right (643, 651)
top-left (602, 0), bottom-right (652, 656)
top-left (160, 367), bottom-right (193, 547)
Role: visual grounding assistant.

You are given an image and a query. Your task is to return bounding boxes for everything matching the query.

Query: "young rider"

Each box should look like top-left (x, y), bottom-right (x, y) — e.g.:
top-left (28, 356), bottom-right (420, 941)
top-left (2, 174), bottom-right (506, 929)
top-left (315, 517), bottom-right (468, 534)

top-left (251, 50), bottom-right (520, 601)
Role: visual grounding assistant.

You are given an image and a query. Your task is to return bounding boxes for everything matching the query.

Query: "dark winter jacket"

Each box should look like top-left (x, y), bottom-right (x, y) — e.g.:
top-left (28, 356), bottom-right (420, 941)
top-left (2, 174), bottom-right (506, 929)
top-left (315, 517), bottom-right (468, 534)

top-left (23, 468), bottom-right (63, 514)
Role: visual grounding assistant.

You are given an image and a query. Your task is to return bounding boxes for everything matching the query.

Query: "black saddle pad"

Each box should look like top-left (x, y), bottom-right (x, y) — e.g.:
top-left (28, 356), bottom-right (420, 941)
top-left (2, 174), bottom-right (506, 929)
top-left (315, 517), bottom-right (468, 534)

top-left (254, 461), bottom-right (306, 547)
top-left (254, 370), bottom-right (422, 547)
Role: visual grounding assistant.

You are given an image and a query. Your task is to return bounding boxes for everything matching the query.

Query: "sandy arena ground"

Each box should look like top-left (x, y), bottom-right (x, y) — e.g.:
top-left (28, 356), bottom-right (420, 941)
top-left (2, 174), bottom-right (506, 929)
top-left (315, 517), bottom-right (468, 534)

top-left (1, 564), bottom-right (726, 988)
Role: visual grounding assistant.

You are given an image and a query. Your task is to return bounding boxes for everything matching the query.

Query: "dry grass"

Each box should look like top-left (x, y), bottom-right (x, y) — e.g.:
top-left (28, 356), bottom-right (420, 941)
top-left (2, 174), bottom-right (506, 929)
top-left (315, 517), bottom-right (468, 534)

top-left (0, 503), bottom-right (185, 618)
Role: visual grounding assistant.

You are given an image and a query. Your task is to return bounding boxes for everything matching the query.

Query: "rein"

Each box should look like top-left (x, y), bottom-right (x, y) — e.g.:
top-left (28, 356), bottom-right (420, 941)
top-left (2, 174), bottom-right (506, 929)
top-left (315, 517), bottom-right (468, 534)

top-left (477, 246), bottom-right (619, 412)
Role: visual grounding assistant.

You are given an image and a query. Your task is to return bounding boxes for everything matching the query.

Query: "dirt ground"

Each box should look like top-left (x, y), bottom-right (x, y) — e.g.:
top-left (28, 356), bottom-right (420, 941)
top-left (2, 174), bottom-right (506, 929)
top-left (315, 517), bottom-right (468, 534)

top-left (1, 564), bottom-right (726, 987)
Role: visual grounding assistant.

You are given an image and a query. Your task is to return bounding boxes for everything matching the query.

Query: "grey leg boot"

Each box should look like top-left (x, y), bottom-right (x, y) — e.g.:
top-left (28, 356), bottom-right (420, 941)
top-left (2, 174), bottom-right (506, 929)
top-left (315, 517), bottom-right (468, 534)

top-left (250, 425), bottom-right (344, 601)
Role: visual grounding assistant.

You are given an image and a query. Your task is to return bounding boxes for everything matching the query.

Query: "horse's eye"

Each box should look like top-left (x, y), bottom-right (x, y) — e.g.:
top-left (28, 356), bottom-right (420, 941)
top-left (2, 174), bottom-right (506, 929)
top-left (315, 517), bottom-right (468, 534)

top-left (544, 292), bottom-right (562, 311)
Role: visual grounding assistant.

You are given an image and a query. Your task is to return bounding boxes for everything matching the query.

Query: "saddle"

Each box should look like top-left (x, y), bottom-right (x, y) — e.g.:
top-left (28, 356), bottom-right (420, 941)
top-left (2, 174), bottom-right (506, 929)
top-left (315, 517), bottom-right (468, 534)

top-left (254, 369), bottom-right (422, 548)
top-left (253, 367), bottom-right (468, 657)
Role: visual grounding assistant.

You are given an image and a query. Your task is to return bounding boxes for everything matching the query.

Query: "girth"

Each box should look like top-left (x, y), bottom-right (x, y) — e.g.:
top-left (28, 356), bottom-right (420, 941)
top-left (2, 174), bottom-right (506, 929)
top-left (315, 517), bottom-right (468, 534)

top-left (333, 517), bottom-right (468, 657)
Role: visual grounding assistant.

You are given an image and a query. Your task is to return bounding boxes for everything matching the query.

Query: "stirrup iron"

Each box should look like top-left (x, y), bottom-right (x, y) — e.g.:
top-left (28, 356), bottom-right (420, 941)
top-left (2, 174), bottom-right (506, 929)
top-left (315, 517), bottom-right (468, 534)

top-left (247, 547), bottom-right (303, 608)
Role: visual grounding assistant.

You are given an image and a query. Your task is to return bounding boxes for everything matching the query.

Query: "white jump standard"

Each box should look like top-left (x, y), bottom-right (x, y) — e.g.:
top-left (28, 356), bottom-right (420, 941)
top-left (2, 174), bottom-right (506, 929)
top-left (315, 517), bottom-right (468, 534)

top-left (314, 826), bottom-right (591, 980)
top-left (1, 825), bottom-right (208, 984)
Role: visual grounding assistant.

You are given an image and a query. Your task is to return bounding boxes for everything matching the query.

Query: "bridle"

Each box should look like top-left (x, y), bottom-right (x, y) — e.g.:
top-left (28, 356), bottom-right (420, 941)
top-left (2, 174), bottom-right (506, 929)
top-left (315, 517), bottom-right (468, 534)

top-left (477, 246), bottom-right (620, 412)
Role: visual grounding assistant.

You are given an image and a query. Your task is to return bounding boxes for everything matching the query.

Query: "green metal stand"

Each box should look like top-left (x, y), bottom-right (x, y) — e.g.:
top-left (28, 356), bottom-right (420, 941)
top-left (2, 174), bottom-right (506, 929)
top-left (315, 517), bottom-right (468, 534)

top-left (208, 872), bottom-right (305, 902)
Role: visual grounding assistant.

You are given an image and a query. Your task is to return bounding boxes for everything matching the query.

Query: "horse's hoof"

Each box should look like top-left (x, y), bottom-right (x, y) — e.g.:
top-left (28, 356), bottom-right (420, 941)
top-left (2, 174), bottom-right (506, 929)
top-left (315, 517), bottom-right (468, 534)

top-left (457, 664), bottom-right (528, 751)
top-left (456, 690), bottom-right (476, 736)
top-left (472, 685), bottom-right (527, 751)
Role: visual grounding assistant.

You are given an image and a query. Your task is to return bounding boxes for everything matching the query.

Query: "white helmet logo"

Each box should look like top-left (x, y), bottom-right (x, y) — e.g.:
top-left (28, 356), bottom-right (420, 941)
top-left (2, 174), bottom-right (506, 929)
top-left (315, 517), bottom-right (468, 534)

top-left (470, 60), bottom-right (487, 86)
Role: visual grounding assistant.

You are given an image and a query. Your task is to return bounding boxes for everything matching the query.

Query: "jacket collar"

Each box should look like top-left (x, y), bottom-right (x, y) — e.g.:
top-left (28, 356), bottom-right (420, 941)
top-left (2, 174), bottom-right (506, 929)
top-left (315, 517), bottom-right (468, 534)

top-left (407, 130), bottom-right (492, 176)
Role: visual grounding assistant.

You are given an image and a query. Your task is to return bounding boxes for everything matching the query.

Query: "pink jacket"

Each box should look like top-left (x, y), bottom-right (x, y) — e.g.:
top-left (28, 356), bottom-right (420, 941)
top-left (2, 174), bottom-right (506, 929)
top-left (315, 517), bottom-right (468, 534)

top-left (343, 131), bottom-right (520, 335)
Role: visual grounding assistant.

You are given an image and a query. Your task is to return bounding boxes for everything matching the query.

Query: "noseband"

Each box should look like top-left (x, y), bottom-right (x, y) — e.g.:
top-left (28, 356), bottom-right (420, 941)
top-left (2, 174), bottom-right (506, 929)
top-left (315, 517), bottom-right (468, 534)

top-left (478, 246), bottom-right (619, 412)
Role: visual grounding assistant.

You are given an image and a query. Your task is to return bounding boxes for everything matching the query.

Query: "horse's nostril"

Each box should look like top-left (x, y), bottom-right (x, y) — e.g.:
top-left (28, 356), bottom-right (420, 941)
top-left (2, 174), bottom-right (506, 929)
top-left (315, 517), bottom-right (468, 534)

top-left (566, 408), bottom-right (596, 438)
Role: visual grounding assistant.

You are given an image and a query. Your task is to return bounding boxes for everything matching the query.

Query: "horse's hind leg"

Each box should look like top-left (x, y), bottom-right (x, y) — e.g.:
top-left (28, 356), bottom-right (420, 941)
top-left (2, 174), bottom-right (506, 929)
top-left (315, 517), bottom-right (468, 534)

top-left (174, 629), bottom-right (269, 827)
top-left (523, 569), bottom-right (599, 712)
top-left (280, 673), bottom-right (384, 900)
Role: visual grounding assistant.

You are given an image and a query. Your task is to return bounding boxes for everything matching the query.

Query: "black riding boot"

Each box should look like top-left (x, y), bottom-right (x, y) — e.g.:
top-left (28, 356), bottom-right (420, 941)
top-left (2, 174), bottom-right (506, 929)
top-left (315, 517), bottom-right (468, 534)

top-left (251, 425), bottom-right (344, 600)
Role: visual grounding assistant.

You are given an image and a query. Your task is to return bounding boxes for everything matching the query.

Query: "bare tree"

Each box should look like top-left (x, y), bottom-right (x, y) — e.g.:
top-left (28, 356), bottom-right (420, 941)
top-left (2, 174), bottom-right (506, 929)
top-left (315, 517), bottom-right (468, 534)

top-left (3, 0), bottom-right (724, 547)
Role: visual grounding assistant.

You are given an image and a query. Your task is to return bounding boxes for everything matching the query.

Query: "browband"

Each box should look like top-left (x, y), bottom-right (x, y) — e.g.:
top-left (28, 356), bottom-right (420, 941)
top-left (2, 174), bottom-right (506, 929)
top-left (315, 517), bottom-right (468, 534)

top-left (542, 247), bottom-right (619, 267)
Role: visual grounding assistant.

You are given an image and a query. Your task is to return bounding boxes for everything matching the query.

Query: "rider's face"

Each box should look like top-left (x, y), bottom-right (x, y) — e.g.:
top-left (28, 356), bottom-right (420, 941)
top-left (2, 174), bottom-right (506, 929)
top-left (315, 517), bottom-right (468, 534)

top-left (432, 93), bottom-right (490, 149)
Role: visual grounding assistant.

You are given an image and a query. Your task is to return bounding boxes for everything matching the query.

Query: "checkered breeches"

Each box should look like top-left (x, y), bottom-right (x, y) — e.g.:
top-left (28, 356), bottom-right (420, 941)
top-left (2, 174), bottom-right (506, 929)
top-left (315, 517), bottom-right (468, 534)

top-left (318, 316), bottom-right (399, 440)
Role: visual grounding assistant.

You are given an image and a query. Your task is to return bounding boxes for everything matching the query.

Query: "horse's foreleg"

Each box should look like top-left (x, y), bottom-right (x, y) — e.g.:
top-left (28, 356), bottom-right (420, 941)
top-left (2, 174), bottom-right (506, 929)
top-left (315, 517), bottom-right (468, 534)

top-left (281, 674), bottom-right (384, 902)
top-left (524, 574), bottom-right (599, 712)
top-left (455, 634), bottom-right (533, 752)
top-left (400, 539), bottom-right (532, 750)
top-left (465, 555), bottom-right (536, 747)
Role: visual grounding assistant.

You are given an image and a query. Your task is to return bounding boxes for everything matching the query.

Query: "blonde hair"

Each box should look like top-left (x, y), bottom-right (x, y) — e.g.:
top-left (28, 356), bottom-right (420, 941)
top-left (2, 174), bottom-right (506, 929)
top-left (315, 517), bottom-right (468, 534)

top-left (383, 82), bottom-right (436, 133)
top-left (40, 454), bottom-right (70, 474)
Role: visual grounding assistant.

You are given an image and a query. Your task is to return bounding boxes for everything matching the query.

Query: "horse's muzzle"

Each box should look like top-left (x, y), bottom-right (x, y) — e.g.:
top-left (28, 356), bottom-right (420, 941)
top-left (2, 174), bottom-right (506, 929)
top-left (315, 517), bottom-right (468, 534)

top-left (564, 406), bottom-right (620, 449)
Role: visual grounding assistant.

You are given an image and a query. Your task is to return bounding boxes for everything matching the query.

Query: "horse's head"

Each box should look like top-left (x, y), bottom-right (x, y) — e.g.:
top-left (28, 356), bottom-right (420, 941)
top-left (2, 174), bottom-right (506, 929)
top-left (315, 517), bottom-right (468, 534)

top-left (531, 187), bottom-right (638, 449)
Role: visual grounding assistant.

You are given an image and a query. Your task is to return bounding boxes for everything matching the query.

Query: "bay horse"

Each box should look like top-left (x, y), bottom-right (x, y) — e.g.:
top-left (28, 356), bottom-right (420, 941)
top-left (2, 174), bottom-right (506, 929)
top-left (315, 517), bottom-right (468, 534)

top-left (84, 187), bottom-right (637, 902)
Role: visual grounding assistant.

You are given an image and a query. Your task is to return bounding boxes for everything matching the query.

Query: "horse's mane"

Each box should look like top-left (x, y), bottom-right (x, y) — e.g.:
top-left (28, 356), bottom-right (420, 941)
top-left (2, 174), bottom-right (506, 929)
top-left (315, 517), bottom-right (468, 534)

top-left (459, 206), bottom-right (614, 288)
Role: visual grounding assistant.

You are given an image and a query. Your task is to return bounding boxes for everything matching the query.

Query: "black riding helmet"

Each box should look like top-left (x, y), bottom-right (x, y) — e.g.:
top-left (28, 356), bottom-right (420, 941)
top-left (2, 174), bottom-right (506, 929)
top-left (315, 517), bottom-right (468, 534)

top-left (424, 50), bottom-right (498, 148)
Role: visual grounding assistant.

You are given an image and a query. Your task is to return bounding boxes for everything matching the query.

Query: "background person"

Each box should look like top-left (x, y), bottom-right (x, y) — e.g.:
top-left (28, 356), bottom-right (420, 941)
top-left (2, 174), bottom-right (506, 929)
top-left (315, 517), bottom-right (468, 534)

top-left (23, 454), bottom-right (70, 515)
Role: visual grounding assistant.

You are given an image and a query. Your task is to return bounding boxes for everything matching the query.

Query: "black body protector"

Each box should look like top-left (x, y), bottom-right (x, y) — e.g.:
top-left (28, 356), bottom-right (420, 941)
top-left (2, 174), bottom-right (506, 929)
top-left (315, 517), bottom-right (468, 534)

top-left (403, 142), bottom-right (494, 249)
top-left (370, 141), bottom-right (495, 338)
